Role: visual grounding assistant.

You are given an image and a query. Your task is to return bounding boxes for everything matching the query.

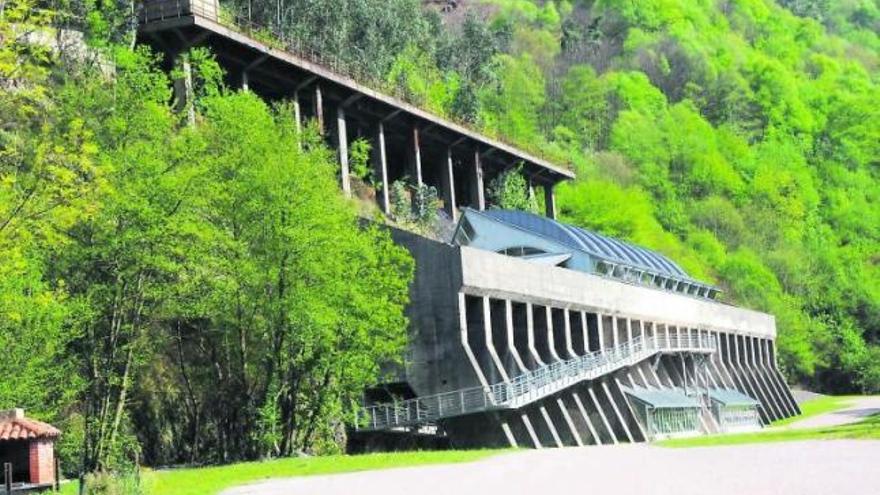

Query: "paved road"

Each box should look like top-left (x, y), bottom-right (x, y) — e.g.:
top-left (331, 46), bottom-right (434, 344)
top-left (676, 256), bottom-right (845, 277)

top-left (223, 440), bottom-right (880, 495)
top-left (786, 395), bottom-right (880, 430)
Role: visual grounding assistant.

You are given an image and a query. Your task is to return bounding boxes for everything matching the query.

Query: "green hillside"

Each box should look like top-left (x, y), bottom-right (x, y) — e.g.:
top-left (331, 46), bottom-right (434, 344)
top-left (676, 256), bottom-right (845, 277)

top-left (1, 0), bottom-right (879, 486)
top-left (220, 0), bottom-right (880, 391)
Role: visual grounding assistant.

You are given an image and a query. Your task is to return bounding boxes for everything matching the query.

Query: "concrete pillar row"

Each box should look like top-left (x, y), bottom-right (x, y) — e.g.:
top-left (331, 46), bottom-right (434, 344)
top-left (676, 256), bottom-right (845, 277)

top-left (770, 339), bottom-right (802, 415)
top-left (748, 335), bottom-right (785, 420)
top-left (761, 339), bottom-right (798, 416)
top-left (739, 334), bottom-right (778, 422)
top-left (614, 377), bottom-right (648, 442)
top-left (756, 337), bottom-right (796, 417)
top-left (731, 334), bottom-right (770, 424)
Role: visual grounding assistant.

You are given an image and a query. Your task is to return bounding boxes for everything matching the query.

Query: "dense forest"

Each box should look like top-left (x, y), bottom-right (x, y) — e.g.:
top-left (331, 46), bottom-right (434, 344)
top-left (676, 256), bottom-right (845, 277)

top-left (1, 0), bottom-right (879, 489)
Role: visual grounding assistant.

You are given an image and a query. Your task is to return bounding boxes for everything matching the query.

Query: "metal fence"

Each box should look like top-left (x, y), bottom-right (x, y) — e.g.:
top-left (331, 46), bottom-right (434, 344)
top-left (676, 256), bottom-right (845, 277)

top-left (356, 333), bottom-right (717, 431)
top-left (137, 0), bottom-right (563, 166)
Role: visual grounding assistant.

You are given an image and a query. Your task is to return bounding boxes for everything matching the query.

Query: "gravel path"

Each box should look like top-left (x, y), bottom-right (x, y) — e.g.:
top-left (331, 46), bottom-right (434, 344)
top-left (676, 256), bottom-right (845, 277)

top-left (787, 396), bottom-right (880, 430)
top-left (223, 440), bottom-right (880, 495)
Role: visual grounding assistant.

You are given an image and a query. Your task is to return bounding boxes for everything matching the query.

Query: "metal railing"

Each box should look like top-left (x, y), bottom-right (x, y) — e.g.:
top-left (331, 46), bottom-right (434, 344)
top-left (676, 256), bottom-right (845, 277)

top-left (356, 333), bottom-right (716, 431)
top-left (137, 0), bottom-right (567, 168)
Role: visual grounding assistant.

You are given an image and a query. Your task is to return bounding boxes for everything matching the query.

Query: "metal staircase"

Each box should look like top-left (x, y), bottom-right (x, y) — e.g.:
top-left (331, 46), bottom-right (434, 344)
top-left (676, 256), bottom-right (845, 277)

top-left (356, 334), bottom-right (717, 431)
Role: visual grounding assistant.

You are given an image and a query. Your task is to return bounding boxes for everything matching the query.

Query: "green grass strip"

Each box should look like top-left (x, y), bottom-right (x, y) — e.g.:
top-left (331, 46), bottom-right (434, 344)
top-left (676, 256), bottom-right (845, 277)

top-left (62, 449), bottom-right (507, 495)
top-left (659, 410), bottom-right (880, 448)
top-left (770, 395), bottom-right (856, 427)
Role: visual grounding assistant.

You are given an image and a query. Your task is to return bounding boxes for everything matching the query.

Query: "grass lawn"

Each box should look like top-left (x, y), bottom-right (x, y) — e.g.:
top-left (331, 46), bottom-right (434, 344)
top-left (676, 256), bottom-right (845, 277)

top-left (659, 398), bottom-right (879, 448)
top-left (770, 395), bottom-right (855, 427)
top-left (60, 449), bottom-right (507, 495)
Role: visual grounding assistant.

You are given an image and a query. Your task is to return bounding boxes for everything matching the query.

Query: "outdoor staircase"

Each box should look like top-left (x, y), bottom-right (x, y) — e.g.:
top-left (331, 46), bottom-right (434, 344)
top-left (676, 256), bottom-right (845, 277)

top-left (356, 334), bottom-right (717, 431)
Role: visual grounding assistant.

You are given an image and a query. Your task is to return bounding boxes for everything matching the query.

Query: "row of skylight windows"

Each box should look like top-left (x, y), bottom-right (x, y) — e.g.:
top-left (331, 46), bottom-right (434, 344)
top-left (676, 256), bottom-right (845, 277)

top-left (595, 261), bottom-right (719, 300)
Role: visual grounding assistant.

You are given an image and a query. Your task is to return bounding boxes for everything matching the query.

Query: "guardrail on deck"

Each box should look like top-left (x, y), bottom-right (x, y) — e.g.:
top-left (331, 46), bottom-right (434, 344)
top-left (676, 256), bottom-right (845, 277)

top-left (356, 334), bottom-right (717, 431)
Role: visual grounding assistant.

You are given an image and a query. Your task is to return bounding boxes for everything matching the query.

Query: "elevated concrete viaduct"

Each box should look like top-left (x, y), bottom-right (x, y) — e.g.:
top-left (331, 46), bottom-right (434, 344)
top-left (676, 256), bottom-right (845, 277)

top-left (138, 0), bottom-right (572, 221)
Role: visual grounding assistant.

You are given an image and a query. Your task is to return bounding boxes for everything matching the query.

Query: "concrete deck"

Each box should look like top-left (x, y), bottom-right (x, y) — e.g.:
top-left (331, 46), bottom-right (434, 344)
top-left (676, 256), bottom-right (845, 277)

top-left (223, 440), bottom-right (880, 495)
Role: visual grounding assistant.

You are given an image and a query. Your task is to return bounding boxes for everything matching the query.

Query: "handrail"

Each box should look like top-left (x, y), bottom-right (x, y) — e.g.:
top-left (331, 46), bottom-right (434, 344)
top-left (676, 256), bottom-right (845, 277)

top-left (356, 334), bottom-right (717, 431)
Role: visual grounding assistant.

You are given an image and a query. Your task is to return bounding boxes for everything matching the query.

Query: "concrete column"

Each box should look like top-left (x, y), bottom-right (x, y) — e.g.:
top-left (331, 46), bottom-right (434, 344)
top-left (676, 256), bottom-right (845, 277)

top-left (442, 148), bottom-right (457, 220)
top-left (458, 292), bottom-right (489, 389)
top-left (526, 303), bottom-right (545, 367)
top-left (505, 300), bottom-right (528, 373)
top-left (292, 91), bottom-right (302, 137)
top-left (482, 296), bottom-right (511, 383)
top-left (376, 122), bottom-right (390, 215)
top-left (314, 85), bottom-right (324, 133)
top-left (563, 310), bottom-right (577, 358)
top-left (182, 57), bottom-right (196, 126)
top-left (596, 313), bottom-right (605, 353)
top-left (337, 106), bottom-right (350, 196)
top-left (544, 183), bottom-right (557, 219)
top-left (241, 70), bottom-right (249, 91)
top-left (580, 311), bottom-right (589, 355)
top-left (626, 318), bottom-right (633, 343)
top-left (471, 150), bottom-right (485, 210)
top-left (411, 126), bottom-right (423, 186)
top-left (546, 308), bottom-right (561, 362)
top-left (611, 317), bottom-right (619, 348)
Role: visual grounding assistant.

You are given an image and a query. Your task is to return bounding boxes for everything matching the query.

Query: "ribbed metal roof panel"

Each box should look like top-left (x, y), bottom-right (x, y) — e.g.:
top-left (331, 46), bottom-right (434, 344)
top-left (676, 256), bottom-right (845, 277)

top-left (481, 209), bottom-right (690, 279)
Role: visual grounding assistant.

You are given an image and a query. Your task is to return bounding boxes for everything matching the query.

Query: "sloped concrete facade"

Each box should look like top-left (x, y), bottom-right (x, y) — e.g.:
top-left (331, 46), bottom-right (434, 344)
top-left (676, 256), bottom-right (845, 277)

top-left (372, 229), bottom-right (799, 449)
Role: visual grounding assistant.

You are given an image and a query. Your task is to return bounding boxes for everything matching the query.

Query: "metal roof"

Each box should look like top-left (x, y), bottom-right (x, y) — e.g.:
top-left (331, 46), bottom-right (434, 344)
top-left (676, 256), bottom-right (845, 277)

top-left (622, 387), bottom-right (701, 409)
top-left (480, 209), bottom-right (690, 279)
top-left (708, 388), bottom-right (760, 407)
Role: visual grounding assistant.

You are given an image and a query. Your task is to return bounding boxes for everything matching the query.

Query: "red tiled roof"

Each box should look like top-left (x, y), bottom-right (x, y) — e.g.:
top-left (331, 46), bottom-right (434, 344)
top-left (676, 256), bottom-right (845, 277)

top-left (0, 417), bottom-right (61, 442)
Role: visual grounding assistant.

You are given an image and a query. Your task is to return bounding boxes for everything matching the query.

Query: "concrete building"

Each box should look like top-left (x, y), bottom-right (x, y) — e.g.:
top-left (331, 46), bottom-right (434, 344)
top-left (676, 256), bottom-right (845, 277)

top-left (354, 209), bottom-right (800, 448)
top-left (136, 1), bottom-right (800, 450)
